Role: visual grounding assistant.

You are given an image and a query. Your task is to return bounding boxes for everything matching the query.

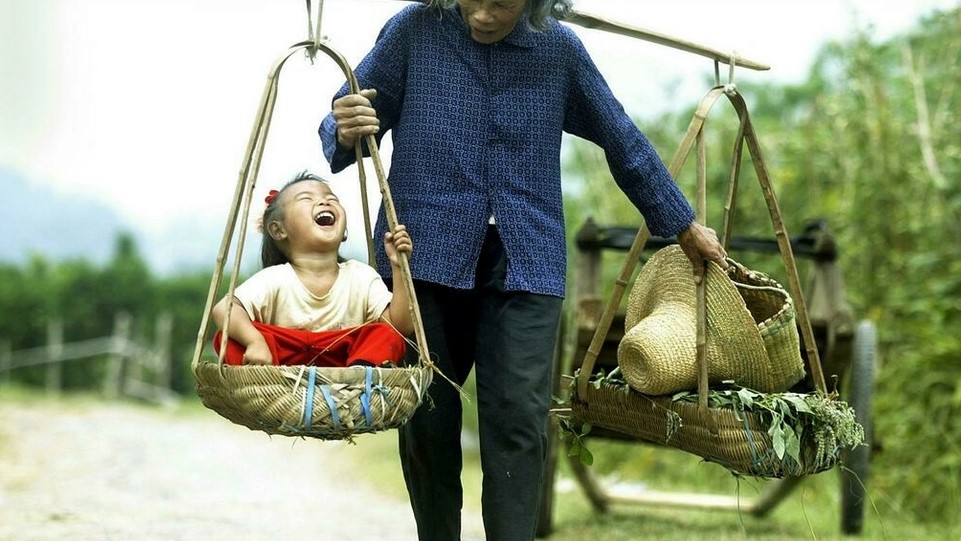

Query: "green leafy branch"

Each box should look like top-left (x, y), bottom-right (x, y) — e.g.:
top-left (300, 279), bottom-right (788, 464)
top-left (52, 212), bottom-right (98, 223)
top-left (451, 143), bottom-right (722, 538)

top-left (672, 383), bottom-right (865, 471)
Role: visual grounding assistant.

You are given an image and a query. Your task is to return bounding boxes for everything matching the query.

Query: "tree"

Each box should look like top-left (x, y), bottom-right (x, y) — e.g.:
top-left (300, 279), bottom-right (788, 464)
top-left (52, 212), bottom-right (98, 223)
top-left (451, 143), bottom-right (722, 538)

top-left (559, 6), bottom-right (961, 523)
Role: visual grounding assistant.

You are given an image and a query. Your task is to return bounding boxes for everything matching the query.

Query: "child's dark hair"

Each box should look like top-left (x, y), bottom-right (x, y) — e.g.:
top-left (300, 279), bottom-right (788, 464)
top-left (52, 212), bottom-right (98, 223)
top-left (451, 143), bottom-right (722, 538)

top-left (260, 170), bottom-right (329, 267)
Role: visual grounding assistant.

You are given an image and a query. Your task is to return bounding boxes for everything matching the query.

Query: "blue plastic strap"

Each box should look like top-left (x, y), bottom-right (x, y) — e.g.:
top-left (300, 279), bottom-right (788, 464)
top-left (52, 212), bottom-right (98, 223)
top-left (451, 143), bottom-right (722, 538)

top-left (740, 410), bottom-right (761, 470)
top-left (301, 367), bottom-right (317, 428)
top-left (320, 384), bottom-right (341, 429)
top-left (360, 367), bottom-right (374, 426)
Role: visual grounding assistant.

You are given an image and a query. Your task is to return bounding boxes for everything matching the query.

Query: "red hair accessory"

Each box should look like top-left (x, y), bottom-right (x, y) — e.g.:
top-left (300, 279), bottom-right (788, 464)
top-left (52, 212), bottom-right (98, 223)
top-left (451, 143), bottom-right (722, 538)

top-left (265, 189), bottom-right (279, 205)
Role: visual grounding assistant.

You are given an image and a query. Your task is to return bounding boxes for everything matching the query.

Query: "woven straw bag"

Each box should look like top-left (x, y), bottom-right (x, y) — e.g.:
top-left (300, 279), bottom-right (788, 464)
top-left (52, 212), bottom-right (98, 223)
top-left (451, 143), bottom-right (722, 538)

top-left (618, 245), bottom-right (805, 395)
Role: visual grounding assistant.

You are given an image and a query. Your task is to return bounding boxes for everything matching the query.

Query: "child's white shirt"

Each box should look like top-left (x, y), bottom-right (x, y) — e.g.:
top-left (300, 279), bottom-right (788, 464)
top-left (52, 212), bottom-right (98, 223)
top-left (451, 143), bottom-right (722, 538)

top-left (233, 260), bottom-right (391, 331)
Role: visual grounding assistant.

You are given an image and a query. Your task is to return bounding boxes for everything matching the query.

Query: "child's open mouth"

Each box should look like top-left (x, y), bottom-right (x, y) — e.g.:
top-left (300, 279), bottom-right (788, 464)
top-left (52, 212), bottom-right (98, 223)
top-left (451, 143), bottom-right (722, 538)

top-left (315, 211), bottom-right (335, 226)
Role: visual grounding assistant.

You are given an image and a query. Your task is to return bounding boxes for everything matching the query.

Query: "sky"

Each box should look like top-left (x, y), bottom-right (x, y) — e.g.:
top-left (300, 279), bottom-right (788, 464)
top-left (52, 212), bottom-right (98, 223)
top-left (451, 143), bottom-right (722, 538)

top-left (1, 0), bottom-right (957, 263)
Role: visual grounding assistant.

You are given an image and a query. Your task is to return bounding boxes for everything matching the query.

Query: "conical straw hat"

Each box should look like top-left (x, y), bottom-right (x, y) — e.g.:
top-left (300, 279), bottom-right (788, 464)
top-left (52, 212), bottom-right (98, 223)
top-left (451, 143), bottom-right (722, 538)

top-left (618, 245), bottom-right (805, 395)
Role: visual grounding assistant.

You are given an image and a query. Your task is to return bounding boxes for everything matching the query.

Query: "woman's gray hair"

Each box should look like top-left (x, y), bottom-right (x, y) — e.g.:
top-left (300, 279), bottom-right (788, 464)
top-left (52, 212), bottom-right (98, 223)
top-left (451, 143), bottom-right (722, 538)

top-left (426, 0), bottom-right (574, 30)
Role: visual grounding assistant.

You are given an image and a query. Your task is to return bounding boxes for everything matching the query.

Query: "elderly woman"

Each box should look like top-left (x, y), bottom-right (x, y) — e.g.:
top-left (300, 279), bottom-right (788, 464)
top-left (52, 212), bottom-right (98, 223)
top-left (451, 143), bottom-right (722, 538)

top-left (319, 1), bottom-right (727, 539)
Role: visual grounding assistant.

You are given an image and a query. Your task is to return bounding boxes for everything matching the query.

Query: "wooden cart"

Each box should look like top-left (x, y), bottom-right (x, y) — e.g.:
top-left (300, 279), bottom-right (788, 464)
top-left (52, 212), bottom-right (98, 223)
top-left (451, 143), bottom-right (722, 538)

top-left (536, 219), bottom-right (876, 537)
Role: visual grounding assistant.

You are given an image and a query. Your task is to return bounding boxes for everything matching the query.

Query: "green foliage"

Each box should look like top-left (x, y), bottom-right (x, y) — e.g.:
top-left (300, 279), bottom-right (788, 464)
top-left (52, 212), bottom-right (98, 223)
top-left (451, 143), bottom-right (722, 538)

top-left (560, 6), bottom-right (961, 524)
top-left (0, 261), bottom-right (48, 350)
top-left (763, 10), bottom-right (961, 523)
top-left (154, 270), bottom-right (219, 393)
top-left (0, 233), bottom-right (213, 394)
top-left (671, 385), bottom-right (864, 475)
top-left (0, 4), bottom-right (957, 530)
top-left (560, 418), bottom-right (594, 466)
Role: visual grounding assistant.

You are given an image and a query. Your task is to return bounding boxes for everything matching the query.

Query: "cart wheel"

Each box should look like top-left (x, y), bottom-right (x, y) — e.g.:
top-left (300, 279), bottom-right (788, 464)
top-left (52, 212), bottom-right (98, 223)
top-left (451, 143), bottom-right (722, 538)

top-left (536, 322), bottom-right (568, 538)
top-left (840, 320), bottom-right (876, 535)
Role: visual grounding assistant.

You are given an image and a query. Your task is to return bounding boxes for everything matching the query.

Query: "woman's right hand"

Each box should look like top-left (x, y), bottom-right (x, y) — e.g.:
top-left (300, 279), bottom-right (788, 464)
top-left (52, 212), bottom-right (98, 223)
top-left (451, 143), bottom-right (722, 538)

top-left (332, 88), bottom-right (380, 150)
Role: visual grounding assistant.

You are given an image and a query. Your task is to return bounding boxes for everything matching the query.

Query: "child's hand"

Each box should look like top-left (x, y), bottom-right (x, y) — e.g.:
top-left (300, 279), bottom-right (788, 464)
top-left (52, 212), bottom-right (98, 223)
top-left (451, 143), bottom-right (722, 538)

top-left (242, 340), bottom-right (273, 365)
top-left (385, 224), bottom-right (412, 268)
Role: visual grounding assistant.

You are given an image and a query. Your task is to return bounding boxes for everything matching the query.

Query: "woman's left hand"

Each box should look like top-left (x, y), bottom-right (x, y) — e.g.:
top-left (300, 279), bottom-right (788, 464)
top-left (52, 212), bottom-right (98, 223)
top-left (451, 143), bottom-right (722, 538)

top-left (676, 222), bottom-right (729, 283)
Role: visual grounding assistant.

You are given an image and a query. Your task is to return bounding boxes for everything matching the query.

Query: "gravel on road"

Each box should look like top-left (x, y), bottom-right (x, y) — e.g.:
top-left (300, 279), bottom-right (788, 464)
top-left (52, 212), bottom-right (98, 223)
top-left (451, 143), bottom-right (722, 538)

top-left (0, 396), bottom-right (484, 541)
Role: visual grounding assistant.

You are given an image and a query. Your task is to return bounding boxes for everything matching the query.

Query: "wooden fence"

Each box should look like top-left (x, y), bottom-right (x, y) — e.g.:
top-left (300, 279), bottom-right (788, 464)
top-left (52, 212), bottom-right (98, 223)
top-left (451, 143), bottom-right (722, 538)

top-left (0, 313), bottom-right (178, 406)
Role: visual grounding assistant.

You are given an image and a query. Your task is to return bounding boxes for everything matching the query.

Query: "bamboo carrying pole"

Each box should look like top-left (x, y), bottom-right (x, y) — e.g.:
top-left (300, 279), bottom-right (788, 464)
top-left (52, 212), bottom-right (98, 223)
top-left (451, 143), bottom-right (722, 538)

top-left (561, 10), bottom-right (769, 71)
top-left (388, 1), bottom-right (770, 72)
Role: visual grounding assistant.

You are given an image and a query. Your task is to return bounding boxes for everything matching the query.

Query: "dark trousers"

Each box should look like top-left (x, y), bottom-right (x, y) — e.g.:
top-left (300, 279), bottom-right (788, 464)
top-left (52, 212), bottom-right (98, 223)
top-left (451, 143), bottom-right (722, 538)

top-left (399, 226), bottom-right (563, 541)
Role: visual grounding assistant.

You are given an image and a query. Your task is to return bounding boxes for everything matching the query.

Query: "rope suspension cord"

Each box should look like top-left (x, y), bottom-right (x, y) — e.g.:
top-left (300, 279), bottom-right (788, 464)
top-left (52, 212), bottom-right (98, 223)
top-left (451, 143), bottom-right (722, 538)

top-left (305, 0), bottom-right (325, 56)
top-left (714, 51), bottom-right (740, 97)
top-left (303, 0), bottom-right (377, 263)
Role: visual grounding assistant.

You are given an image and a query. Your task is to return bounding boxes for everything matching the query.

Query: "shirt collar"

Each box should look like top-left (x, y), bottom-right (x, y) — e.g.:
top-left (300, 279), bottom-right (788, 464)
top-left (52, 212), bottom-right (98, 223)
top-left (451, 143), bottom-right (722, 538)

top-left (503, 19), bottom-right (537, 48)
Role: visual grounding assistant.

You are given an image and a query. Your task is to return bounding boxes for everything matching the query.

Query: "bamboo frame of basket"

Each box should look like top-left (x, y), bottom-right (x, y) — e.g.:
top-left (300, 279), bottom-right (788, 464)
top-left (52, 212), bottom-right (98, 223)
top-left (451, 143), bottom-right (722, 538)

top-left (188, 39), bottom-right (434, 440)
top-left (571, 86), bottom-right (831, 478)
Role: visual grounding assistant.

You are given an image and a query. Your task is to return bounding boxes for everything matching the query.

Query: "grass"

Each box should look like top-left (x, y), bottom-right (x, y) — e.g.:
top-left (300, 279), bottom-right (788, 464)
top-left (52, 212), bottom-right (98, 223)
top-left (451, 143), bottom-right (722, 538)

top-left (341, 406), bottom-right (960, 541)
top-left (2, 385), bottom-right (956, 540)
top-left (541, 440), bottom-right (955, 541)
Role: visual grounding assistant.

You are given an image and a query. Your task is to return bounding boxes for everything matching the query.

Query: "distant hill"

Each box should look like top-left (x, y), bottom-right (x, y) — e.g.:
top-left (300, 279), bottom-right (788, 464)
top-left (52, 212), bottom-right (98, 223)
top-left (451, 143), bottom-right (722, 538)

top-left (0, 167), bottom-right (260, 276)
top-left (2, 167), bottom-right (127, 267)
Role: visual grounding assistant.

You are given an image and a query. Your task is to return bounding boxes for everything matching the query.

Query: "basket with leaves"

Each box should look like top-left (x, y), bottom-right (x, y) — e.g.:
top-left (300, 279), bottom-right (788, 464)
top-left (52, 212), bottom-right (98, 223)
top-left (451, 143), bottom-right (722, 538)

top-left (563, 86), bottom-right (864, 478)
top-left (568, 368), bottom-right (863, 478)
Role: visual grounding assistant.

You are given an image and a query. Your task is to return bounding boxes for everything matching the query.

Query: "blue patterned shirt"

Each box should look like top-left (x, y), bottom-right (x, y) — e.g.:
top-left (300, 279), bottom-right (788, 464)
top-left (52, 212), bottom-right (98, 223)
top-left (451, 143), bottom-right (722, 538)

top-left (319, 4), bottom-right (695, 298)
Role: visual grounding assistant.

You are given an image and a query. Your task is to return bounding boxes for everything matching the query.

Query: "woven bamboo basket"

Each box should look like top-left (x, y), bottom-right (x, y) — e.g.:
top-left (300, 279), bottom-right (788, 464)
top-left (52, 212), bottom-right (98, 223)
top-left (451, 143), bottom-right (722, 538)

top-left (195, 363), bottom-right (432, 439)
top-left (568, 86), bottom-right (856, 478)
top-left (571, 381), bottom-right (840, 478)
top-left (190, 37), bottom-right (435, 441)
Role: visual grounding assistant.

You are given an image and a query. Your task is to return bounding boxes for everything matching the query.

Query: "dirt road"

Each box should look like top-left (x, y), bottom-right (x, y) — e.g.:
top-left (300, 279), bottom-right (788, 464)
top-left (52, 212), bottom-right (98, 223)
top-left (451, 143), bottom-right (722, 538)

top-left (0, 395), bottom-right (484, 541)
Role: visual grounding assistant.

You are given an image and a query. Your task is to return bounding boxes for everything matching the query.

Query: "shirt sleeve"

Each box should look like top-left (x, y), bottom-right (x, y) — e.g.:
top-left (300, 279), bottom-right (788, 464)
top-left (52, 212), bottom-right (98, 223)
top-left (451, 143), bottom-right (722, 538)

top-left (231, 267), bottom-right (277, 324)
top-left (343, 260), bottom-right (392, 322)
top-left (561, 31), bottom-right (695, 238)
top-left (365, 273), bottom-right (392, 323)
